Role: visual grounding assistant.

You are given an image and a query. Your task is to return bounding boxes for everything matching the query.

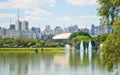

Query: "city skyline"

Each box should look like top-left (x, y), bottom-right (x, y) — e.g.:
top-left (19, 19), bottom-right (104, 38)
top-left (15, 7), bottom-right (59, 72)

top-left (0, 0), bottom-right (100, 29)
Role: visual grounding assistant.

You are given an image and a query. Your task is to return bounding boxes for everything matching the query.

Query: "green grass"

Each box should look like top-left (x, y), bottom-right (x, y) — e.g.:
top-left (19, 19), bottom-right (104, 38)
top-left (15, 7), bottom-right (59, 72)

top-left (0, 47), bottom-right (65, 51)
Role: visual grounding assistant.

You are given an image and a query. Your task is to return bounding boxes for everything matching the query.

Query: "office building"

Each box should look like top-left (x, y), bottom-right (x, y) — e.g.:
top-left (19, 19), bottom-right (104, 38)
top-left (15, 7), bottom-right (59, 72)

top-left (22, 20), bottom-right (28, 31)
top-left (9, 24), bottom-right (15, 30)
top-left (15, 20), bottom-right (22, 30)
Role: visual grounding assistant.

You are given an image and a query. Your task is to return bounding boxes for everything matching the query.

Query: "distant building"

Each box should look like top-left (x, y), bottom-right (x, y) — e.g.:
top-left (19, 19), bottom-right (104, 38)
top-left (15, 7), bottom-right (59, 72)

top-left (78, 28), bottom-right (89, 33)
top-left (0, 27), bottom-right (7, 38)
top-left (63, 25), bottom-right (79, 33)
top-left (21, 31), bottom-right (33, 38)
top-left (90, 24), bottom-right (113, 36)
top-left (22, 20), bottom-right (28, 31)
top-left (31, 27), bottom-right (41, 39)
top-left (90, 24), bottom-right (95, 35)
top-left (53, 26), bottom-right (63, 35)
top-left (31, 27), bottom-right (36, 32)
top-left (5, 30), bottom-right (21, 38)
top-left (5, 30), bottom-right (39, 39)
top-left (44, 25), bottom-right (52, 36)
top-left (15, 20), bottom-right (22, 31)
top-left (9, 24), bottom-right (15, 30)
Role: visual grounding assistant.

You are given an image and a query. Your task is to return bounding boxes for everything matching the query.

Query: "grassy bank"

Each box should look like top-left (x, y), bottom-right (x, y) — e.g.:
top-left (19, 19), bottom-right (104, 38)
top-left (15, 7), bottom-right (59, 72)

top-left (0, 47), bottom-right (65, 51)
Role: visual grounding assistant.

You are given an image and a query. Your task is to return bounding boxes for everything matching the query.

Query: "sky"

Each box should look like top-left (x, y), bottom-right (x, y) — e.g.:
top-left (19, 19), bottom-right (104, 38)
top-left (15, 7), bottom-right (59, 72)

top-left (0, 0), bottom-right (100, 30)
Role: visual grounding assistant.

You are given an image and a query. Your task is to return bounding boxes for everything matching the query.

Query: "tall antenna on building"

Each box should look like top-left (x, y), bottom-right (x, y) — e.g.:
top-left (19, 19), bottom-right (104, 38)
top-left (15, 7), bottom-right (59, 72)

top-left (10, 17), bottom-right (12, 25)
top-left (39, 23), bottom-right (40, 28)
top-left (85, 25), bottom-right (87, 28)
top-left (39, 23), bottom-right (41, 32)
top-left (18, 9), bottom-right (20, 20)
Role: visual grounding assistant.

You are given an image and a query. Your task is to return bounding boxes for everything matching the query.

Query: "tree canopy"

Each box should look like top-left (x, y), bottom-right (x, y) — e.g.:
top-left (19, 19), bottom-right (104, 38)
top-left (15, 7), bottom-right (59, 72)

top-left (69, 32), bottom-right (91, 40)
top-left (98, 0), bottom-right (120, 25)
top-left (98, 0), bottom-right (120, 71)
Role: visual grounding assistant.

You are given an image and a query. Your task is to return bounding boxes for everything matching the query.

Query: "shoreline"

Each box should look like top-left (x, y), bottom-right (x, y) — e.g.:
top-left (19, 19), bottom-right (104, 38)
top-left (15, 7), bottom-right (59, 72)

top-left (0, 47), bottom-right (65, 51)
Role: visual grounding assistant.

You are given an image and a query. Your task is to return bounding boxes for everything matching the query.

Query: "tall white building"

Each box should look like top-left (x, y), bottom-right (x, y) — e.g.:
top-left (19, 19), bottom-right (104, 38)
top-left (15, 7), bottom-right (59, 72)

top-left (15, 20), bottom-right (22, 31)
top-left (22, 20), bottom-right (28, 31)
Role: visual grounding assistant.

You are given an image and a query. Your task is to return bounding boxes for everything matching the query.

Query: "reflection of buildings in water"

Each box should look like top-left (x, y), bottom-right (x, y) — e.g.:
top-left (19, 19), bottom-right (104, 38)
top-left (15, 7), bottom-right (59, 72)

top-left (29, 54), bottom-right (41, 75)
top-left (53, 54), bottom-right (69, 67)
top-left (43, 54), bottom-right (53, 71)
top-left (9, 57), bottom-right (29, 75)
top-left (31, 54), bottom-right (40, 70)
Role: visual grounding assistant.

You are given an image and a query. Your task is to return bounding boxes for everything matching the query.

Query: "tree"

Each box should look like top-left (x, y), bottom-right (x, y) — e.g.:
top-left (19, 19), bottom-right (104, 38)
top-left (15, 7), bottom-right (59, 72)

top-left (71, 35), bottom-right (90, 49)
top-left (98, 0), bottom-right (120, 25)
top-left (69, 32), bottom-right (91, 40)
top-left (24, 38), bottom-right (36, 47)
top-left (14, 37), bottom-right (25, 47)
top-left (36, 40), bottom-right (45, 47)
top-left (98, 0), bottom-right (120, 71)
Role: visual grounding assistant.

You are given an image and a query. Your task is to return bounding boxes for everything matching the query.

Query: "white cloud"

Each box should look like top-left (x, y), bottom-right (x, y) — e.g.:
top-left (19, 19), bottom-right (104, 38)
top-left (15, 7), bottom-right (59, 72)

top-left (23, 16), bottom-right (48, 21)
top-left (23, 8), bottom-right (52, 21)
top-left (78, 15), bottom-right (100, 26)
top-left (1, 22), bottom-right (10, 28)
top-left (79, 15), bottom-right (98, 19)
top-left (0, 13), bottom-right (16, 19)
top-left (25, 8), bottom-right (52, 16)
top-left (0, 0), bottom-right (56, 9)
top-left (65, 0), bottom-right (97, 6)
top-left (58, 17), bottom-right (71, 22)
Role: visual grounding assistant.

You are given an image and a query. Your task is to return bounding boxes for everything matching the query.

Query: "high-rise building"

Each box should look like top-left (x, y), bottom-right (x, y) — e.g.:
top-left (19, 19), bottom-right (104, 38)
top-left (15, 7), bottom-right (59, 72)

top-left (0, 27), bottom-right (7, 38)
top-left (9, 24), bottom-right (15, 30)
top-left (90, 24), bottom-right (113, 36)
top-left (22, 20), bottom-right (28, 31)
top-left (53, 26), bottom-right (63, 35)
top-left (44, 25), bottom-right (52, 36)
top-left (63, 25), bottom-right (79, 33)
top-left (91, 24), bottom-right (95, 35)
top-left (31, 27), bottom-right (36, 32)
top-left (15, 20), bottom-right (22, 30)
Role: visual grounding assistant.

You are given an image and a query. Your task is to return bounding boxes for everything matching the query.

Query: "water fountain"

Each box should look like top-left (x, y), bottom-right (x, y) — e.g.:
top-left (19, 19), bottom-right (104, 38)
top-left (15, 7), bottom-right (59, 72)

top-left (80, 40), bottom-right (84, 51)
top-left (65, 44), bottom-right (70, 51)
top-left (80, 40), bottom-right (84, 62)
top-left (88, 40), bottom-right (92, 62)
top-left (88, 40), bottom-right (92, 51)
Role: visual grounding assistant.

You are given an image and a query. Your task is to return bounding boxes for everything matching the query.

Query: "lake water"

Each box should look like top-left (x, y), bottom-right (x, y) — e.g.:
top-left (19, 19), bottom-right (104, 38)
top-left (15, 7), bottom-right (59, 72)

top-left (0, 50), bottom-right (118, 75)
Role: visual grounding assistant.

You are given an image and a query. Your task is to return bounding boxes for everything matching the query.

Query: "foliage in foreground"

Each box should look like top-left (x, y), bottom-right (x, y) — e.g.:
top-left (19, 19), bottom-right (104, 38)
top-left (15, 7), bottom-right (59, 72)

top-left (98, 0), bottom-right (120, 71)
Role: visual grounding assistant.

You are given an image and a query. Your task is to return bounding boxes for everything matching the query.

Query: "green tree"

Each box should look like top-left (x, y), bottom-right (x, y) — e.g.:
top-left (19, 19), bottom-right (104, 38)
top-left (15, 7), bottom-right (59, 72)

top-left (24, 38), bottom-right (36, 47)
top-left (14, 37), bottom-right (25, 47)
top-left (91, 34), bottom-right (108, 49)
top-left (69, 32), bottom-right (91, 40)
top-left (36, 40), bottom-right (45, 47)
top-left (98, 0), bottom-right (120, 71)
top-left (0, 38), bottom-right (14, 47)
top-left (98, 0), bottom-right (120, 25)
top-left (72, 35), bottom-right (90, 49)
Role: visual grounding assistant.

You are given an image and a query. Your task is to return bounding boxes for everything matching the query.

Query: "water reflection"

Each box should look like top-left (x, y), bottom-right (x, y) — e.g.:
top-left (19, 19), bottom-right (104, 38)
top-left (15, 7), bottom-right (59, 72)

top-left (0, 51), bottom-right (117, 75)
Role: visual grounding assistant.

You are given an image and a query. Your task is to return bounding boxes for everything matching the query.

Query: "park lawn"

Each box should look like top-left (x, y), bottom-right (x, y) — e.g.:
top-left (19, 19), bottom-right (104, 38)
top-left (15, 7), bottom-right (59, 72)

top-left (0, 47), bottom-right (65, 51)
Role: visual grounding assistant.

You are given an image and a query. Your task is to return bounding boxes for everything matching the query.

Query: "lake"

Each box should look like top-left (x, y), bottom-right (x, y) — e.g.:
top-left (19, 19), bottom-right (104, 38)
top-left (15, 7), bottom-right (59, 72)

top-left (0, 50), bottom-right (118, 75)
